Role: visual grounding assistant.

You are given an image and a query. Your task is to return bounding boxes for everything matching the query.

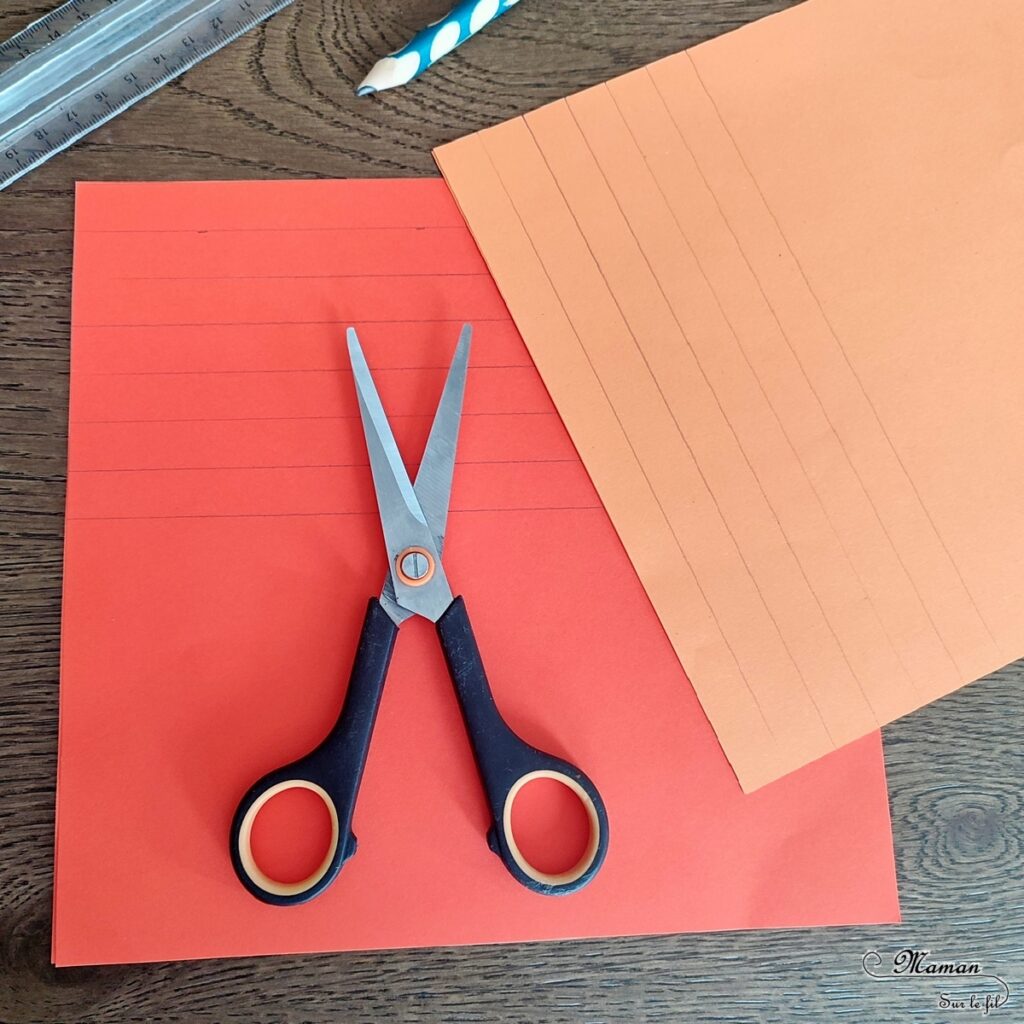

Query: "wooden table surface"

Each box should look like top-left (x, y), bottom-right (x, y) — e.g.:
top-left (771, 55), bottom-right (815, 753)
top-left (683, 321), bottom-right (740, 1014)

top-left (1, 1), bottom-right (1021, 1021)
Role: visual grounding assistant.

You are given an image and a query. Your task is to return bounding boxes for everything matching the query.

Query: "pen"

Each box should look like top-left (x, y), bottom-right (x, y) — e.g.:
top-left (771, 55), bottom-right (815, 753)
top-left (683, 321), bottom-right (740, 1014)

top-left (357, 0), bottom-right (522, 96)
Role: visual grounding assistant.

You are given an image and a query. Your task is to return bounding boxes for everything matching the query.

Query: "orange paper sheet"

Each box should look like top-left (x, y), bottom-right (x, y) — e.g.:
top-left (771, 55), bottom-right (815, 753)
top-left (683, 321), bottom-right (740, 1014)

top-left (55, 179), bottom-right (898, 967)
top-left (434, 0), bottom-right (1023, 791)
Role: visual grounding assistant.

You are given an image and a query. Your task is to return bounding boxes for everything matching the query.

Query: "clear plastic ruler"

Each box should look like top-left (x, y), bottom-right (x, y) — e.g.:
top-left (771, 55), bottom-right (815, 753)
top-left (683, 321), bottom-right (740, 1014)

top-left (0, 0), bottom-right (295, 190)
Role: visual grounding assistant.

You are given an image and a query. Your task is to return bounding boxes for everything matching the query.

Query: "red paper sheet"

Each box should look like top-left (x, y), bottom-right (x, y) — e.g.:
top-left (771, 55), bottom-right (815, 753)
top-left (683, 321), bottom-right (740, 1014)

top-left (55, 179), bottom-right (899, 966)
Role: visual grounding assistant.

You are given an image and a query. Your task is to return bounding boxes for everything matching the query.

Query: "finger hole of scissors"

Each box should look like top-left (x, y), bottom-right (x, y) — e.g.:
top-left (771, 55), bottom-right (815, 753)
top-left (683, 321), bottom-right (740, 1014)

top-left (502, 770), bottom-right (602, 888)
top-left (237, 780), bottom-right (340, 898)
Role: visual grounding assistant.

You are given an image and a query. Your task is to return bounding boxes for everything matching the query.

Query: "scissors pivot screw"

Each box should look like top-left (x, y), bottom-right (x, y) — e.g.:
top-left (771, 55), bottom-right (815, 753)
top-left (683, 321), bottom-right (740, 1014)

top-left (396, 547), bottom-right (435, 586)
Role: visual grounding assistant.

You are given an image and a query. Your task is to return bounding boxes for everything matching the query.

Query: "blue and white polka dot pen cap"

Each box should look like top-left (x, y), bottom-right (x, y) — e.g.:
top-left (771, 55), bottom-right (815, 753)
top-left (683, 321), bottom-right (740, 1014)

top-left (357, 0), bottom-right (522, 96)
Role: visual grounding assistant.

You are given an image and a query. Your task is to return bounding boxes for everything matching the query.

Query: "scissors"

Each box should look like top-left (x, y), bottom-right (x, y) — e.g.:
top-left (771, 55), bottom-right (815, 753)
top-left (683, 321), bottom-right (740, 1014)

top-left (230, 324), bottom-right (609, 905)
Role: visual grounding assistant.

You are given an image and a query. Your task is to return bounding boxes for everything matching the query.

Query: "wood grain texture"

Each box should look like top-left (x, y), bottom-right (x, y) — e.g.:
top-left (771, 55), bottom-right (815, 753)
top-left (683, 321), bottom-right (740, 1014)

top-left (0, 1), bottom-right (1021, 1021)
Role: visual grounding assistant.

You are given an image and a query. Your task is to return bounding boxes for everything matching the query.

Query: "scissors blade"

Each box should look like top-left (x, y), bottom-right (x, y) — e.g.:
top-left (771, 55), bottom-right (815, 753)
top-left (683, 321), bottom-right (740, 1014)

top-left (414, 323), bottom-right (471, 554)
top-left (347, 328), bottom-right (453, 624)
top-left (347, 327), bottom-right (425, 526)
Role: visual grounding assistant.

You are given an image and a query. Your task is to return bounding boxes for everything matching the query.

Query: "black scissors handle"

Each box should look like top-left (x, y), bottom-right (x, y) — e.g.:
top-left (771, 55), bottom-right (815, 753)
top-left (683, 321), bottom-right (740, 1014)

top-left (230, 599), bottom-right (398, 906)
top-left (232, 596), bottom-right (608, 904)
top-left (437, 597), bottom-right (609, 895)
